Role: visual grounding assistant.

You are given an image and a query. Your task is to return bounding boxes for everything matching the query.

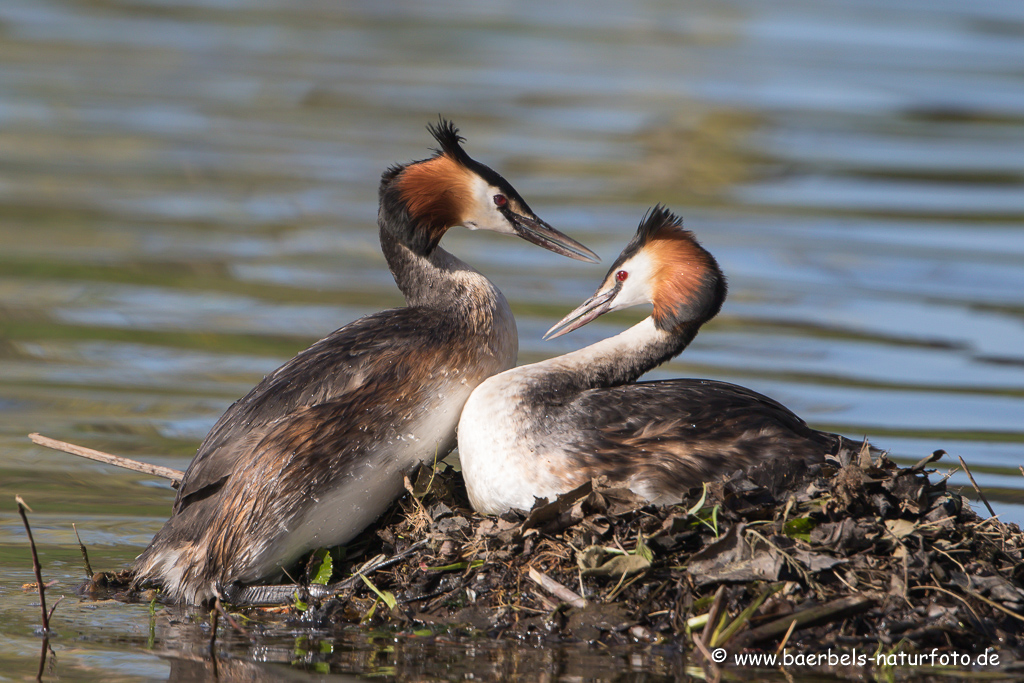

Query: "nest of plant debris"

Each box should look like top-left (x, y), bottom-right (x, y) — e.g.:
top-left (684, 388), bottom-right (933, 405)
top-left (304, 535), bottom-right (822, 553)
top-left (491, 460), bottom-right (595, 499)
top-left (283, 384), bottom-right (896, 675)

top-left (84, 446), bottom-right (1024, 664)
top-left (279, 446), bottom-right (1024, 662)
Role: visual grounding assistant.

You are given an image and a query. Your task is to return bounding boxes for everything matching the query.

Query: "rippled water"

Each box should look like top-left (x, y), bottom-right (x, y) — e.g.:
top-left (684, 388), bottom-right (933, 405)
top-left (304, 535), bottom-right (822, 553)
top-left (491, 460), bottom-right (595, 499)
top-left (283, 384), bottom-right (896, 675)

top-left (2, 0), bottom-right (1023, 679)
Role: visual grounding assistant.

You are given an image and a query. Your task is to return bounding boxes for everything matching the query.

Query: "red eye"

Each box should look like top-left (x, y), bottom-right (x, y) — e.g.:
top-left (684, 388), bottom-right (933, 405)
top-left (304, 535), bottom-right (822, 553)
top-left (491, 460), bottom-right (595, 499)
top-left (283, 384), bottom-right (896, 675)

top-left (616, 270), bottom-right (628, 282)
top-left (493, 194), bottom-right (507, 207)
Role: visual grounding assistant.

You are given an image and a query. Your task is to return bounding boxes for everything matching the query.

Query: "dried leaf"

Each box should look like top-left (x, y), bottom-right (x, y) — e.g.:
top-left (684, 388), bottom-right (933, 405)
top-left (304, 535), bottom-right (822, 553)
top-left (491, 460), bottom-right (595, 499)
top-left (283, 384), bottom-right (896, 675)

top-left (577, 546), bottom-right (651, 578)
top-left (885, 518), bottom-right (917, 540)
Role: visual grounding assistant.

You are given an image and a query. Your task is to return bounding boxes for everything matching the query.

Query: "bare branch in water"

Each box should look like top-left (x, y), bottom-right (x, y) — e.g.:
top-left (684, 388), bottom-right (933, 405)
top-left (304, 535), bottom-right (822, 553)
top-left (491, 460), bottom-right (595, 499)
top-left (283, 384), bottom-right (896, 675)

top-left (16, 495), bottom-right (50, 634)
top-left (28, 433), bottom-right (183, 486)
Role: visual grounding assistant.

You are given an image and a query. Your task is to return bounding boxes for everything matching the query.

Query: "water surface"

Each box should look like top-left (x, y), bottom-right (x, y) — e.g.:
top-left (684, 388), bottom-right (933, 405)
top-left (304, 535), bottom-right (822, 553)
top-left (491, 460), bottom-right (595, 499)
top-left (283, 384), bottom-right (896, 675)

top-left (2, 0), bottom-right (1023, 679)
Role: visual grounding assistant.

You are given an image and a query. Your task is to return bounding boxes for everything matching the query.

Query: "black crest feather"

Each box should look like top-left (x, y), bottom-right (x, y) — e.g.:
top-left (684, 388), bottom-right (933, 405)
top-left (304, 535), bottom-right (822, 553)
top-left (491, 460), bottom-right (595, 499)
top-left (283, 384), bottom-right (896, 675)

top-left (427, 117), bottom-right (470, 163)
top-left (636, 204), bottom-right (684, 246)
top-left (604, 204), bottom-right (684, 278)
top-left (424, 116), bottom-right (527, 209)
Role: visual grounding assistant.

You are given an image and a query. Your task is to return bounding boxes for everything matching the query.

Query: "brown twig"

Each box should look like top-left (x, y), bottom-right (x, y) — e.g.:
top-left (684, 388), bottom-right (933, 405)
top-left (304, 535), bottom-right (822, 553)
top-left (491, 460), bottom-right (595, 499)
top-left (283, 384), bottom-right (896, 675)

top-left (72, 523), bottom-right (93, 578)
top-left (775, 617), bottom-right (797, 657)
top-left (28, 433), bottom-right (184, 485)
top-left (910, 584), bottom-right (983, 623)
top-left (47, 596), bottom-right (65, 625)
top-left (16, 496), bottom-right (50, 633)
top-left (527, 567), bottom-right (586, 608)
top-left (700, 585), bottom-right (727, 650)
top-left (214, 597), bottom-right (251, 637)
top-left (963, 588), bottom-right (1024, 625)
top-left (36, 637), bottom-right (49, 683)
top-left (957, 455), bottom-right (997, 518)
top-left (912, 584), bottom-right (1024, 625)
top-left (691, 631), bottom-right (720, 678)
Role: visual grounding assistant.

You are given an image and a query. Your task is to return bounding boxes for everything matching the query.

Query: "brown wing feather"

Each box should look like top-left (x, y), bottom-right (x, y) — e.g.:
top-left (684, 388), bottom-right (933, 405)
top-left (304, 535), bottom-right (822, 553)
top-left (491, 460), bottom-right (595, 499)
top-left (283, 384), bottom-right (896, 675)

top-left (173, 381), bottom-right (431, 587)
top-left (171, 307), bottom-right (446, 514)
top-left (558, 379), bottom-right (839, 497)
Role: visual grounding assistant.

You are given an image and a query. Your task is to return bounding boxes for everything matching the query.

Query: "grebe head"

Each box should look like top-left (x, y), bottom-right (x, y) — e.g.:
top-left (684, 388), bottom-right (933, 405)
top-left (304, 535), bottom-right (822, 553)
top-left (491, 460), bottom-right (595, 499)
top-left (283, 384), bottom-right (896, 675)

top-left (379, 118), bottom-right (598, 263)
top-left (545, 205), bottom-right (726, 339)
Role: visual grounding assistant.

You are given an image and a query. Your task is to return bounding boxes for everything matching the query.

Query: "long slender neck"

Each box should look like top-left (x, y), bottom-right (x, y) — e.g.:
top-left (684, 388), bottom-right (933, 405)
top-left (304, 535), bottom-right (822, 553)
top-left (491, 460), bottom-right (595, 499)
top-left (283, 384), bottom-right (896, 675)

top-left (377, 161), bottom-right (489, 309)
top-left (378, 224), bottom-right (518, 370)
top-left (379, 228), bottom-right (472, 308)
top-left (534, 316), bottom-right (699, 393)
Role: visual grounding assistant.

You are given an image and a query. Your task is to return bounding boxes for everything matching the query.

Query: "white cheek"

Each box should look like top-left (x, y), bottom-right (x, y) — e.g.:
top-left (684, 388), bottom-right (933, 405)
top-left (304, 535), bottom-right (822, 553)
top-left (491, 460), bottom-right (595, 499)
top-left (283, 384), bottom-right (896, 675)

top-left (609, 252), bottom-right (655, 310)
top-left (463, 178), bottom-right (514, 234)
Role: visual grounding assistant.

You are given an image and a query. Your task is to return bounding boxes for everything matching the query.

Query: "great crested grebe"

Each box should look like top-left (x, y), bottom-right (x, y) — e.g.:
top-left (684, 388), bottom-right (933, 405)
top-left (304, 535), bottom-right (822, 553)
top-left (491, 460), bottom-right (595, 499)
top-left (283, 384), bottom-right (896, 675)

top-left (132, 120), bottom-right (599, 603)
top-left (459, 206), bottom-right (861, 515)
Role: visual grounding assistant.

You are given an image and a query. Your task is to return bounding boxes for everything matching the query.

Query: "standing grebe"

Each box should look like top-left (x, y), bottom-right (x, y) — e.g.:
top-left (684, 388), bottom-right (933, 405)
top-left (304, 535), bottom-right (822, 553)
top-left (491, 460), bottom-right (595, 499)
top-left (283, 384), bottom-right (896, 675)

top-left (132, 120), bottom-right (598, 603)
top-left (459, 206), bottom-right (859, 515)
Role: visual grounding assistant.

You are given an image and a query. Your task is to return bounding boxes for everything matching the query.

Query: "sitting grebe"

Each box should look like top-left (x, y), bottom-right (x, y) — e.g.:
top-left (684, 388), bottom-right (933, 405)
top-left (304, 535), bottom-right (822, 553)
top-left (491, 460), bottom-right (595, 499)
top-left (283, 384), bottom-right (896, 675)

top-left (458, 206), bottom-right (859, 514)
top-left (132, 120), bottom-right (598, 603)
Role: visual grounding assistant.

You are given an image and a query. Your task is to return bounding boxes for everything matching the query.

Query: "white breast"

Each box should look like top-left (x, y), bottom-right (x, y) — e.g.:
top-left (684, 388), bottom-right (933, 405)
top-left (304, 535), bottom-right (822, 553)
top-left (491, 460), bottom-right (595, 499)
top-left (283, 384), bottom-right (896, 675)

top-left (247, 381), bottom-right (477, 583)
top-left (458, 368), bottom-right (570, 515)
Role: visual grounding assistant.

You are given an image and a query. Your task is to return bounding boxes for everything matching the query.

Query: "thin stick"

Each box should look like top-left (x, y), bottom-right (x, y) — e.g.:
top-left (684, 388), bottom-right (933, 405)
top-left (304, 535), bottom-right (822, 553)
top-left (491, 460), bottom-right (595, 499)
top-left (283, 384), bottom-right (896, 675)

top-left (72, 523), bottom-right (93, 577)
top-left (964, 588), bottom-right (1024, 625)
top-left (16, 496), bottom-right (49, 633)
top-left (36, 637), bottom-right (49, 683)
top-left (214, 597), bottom-right (251, 637)
top-left (47, 596), bottom-right (65, 624)
top-left (935, 466), bottom-right (959, 486)
top-left (701, 585), bottom-right (727, 650)
top-left (527, 567), bottom-right (587, 608)
top-left (957, 456), bottom-right (997, 518)
top-left (28, 433), bottom-right (183, 485)
top-left (909, 584), bottom-right (983, 622)
top-left (912, 585), bottom-right (1024, 625)
top-left (691, 631), bottom-right (718, 669)
top-left (607, 570), bottom-right (645, 602)
top-left (775, 617), bottom-right (797, 657)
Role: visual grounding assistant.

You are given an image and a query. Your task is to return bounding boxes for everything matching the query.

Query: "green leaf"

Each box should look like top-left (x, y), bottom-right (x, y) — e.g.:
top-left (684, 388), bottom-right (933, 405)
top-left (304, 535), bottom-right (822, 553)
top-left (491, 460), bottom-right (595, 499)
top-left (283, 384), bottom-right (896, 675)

top-left (783, 517), bottom-right (816, 536)
top-left (359, 574), bottom-right (397, 610)
top-left (697, 504), bottom-right (721, 537)
top-left (311, 549), bottom-right (333, 585)
top-left (427, 559), bottom-right (484, 572)
top-left (634, 531), bottom-right (654, 563)
top-left (361, 597), bottom-right (378, 623)
top-left (692, 594), bottom-right (715, 612)
top-left (685, 483), bottom-right (708, 517)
